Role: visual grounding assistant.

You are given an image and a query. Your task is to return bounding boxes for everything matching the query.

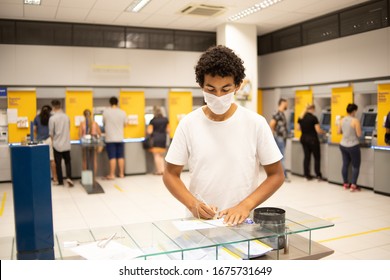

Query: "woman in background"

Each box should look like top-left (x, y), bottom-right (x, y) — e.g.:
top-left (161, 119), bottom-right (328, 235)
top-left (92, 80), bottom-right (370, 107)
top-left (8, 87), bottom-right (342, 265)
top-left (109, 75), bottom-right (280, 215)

top-left (147, 106), bottom-right (169, 175)
top-left (79, 109), bottom-right (102, 172)
top-left (34, 105), bottom-right (58, 184)
top-left (338, 103), bottom-right (362, 192)
top-left (297, 104), bottom-right (326, 181)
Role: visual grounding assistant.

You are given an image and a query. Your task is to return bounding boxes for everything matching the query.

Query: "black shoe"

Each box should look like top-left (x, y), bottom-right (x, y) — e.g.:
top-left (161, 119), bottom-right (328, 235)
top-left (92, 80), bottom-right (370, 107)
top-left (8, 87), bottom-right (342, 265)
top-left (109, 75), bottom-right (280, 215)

top-left (316, 176), bottom-right (324, 182)
top-left (305, 176), bottom-right (313, 181)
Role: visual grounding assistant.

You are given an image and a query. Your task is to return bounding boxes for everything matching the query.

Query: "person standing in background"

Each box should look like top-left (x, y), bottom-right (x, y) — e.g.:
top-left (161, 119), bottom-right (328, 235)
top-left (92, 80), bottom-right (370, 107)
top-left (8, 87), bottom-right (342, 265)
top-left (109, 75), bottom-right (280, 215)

top-left (385, 111), bottom-right (390, 145)
top-left (49, 99), bottom-right (73, 187)
top-left (103, 96), bottom-right (127, 180)
top-left (297, 104), bottom-right (325, 181)
top-left (269, 98), bottom-right (290, 182)
top-left (338, 103), bottom-right (362, 192)
top-left (79, 109), bottom-right (102, 172)
top-left (147, 106), bottom-right (169, 175)
top-left (34, 105), bottom-right (58, 184)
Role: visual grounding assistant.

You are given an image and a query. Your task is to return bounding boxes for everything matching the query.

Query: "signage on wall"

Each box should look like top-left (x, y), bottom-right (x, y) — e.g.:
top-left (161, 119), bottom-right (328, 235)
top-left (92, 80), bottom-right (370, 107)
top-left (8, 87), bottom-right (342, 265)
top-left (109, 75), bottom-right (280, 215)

top-left (0, 87), bottom-right (7, 97)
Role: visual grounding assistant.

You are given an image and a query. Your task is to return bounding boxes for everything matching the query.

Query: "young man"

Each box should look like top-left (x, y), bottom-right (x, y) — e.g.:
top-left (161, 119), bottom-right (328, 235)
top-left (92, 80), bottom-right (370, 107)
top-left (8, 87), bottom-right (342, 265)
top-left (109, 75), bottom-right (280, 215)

top-left (269, 98), bottom-right (290, 182)
top-left (49, 99), bottom-right (73, 187)
top-left (163, 45), bottom-right (284, 226)
top-left (103, 96), bottom-right (127, 179)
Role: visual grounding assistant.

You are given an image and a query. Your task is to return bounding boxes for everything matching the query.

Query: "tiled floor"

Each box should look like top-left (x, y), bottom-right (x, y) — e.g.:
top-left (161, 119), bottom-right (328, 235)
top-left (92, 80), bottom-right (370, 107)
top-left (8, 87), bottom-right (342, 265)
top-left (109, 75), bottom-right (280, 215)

top-left (1, 169), bottom-right (390, 260)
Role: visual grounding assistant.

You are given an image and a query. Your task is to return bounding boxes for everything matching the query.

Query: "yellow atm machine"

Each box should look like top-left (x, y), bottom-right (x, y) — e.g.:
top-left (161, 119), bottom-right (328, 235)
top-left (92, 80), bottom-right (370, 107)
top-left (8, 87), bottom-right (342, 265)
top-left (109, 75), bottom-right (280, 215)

top-left (168, 91), bottom-right (193, 138)
top-left (290, 88), bottom-right (313, 176)
top-left (7, 88), bottom-right (37, 143)
top-left (119, 90), bottom-right (147, 175)
top-left (373, 83), bottom-right (390, 195)
top-left (65, 88), bottom-right (93, 141)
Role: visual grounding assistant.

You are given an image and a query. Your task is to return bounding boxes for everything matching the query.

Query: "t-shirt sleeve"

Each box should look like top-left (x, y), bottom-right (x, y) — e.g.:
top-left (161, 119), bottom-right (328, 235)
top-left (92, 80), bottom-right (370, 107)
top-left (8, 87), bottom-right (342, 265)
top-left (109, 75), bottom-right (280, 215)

top-left (48, 118), bottom-right (53, 137)
top-left (165, 121), bottom-right (188, 166)
top-left (257, 117), bottom-right (283, 166)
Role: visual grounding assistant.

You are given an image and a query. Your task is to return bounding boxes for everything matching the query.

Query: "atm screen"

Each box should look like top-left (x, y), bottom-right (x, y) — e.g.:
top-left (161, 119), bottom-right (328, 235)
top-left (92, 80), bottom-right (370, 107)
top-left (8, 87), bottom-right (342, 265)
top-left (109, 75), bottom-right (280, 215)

top-left (362, 113), bottom-right (376, 127)
top-left (94, 114), bottom-right (103, 127)
top-left (145, 113), bottom-right (154, 125)
top-left (321, 113), bottom-right (331, 126)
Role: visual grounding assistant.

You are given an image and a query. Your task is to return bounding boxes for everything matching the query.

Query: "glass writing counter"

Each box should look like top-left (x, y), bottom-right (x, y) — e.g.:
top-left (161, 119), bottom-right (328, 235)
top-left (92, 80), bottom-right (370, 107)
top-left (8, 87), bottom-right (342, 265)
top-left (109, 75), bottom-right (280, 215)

top-left (54, 207), bottom-right (334, 260)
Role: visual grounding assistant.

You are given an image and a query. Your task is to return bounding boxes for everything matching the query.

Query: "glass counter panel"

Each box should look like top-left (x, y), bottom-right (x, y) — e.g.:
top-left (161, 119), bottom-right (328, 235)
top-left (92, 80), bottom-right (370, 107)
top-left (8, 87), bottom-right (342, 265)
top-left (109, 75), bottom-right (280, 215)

top-left (53, 207), bottom-right (334, 260)
top-left (122, 222), bottom-right (182, 258)
top-left (56, 229), bottom-right (95, 259)
top-left (282, 206), bottom-right (334, 230)
top-left (90, 226), bottom-right (139, 249)
top-left (0, 236), bottom-right (14, 260)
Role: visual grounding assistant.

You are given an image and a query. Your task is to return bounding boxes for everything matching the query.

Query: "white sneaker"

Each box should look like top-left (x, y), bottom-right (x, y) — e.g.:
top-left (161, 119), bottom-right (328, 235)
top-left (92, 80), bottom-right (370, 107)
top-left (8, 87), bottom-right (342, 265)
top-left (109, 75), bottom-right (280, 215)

top-left (66, 178), bottom-right (74, 187)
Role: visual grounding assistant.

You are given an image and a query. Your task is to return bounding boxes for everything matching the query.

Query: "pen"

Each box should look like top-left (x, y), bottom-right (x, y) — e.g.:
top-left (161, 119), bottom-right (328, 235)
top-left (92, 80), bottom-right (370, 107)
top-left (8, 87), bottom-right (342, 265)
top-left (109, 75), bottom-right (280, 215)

top-left (195, 193), bottom-right (217, 218)
top-left (97, 232), bottom-right (117, 248)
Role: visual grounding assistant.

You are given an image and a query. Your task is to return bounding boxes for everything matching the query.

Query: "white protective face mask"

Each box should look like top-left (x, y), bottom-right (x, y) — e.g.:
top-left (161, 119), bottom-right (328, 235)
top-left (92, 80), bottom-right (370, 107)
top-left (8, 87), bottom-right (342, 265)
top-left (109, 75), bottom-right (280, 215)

top-left (203, 91), bottom-right (235, 115)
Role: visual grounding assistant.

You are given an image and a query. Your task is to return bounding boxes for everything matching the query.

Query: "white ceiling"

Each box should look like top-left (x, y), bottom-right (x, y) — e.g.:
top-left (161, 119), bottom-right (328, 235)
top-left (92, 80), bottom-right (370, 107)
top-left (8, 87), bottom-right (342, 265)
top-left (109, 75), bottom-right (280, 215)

top-left (0, 0), bottom-right (371, 35)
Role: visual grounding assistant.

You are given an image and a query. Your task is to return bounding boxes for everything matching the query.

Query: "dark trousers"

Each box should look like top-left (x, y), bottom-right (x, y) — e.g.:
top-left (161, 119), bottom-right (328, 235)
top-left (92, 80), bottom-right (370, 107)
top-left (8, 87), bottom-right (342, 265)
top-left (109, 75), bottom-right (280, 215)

top-left (339, 144), bottom-right (361, 185)
top-left (300, 136), bottom-right (321, 178)
top-left (53, 148), bottom-right (72, 184)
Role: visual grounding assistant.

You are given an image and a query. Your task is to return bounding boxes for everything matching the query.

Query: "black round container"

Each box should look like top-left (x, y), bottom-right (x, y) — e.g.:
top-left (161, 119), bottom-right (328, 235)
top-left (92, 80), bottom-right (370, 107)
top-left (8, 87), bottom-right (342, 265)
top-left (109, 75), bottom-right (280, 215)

top-left (253, 207), bottom-right (286, 250)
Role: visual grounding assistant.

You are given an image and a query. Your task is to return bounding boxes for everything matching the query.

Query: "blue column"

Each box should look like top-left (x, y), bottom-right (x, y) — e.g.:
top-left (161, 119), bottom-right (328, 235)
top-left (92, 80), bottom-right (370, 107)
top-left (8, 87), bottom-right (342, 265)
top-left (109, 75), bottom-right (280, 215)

top-left (10, 144), bottom-right (54, 260)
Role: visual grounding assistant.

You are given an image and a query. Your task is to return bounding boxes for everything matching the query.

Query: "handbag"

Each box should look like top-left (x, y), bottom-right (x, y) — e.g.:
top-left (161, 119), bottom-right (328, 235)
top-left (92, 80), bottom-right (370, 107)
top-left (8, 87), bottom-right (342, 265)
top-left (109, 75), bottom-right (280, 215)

top-left (142, 135), bottom-right (154, 149)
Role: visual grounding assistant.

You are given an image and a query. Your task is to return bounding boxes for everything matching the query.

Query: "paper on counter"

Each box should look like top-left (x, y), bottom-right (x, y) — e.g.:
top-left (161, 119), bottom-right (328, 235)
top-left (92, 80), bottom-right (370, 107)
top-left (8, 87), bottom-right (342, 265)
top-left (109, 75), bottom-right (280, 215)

top-left (70, 240), bottom-right (143, 260)
top-left (223, 240), bottom-right (273, 259)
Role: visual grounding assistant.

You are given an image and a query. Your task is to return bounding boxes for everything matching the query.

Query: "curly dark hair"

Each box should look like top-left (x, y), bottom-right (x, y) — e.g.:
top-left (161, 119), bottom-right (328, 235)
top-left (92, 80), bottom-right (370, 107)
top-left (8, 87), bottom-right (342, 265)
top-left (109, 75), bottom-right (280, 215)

top-left (195, 45), bottom-right (246, 87)
top-left (346, 103), bottom-right (358, 113)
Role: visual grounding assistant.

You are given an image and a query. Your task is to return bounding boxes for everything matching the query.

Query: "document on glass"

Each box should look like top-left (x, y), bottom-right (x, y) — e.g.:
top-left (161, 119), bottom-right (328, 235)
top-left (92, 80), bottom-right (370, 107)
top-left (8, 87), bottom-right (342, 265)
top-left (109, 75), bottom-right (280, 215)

top-left (70, 240), bottom-right (143, 260)
top-left (172, 218), bottom-right (227, 231)
top-left (223, 240), bottom-right (273, 259)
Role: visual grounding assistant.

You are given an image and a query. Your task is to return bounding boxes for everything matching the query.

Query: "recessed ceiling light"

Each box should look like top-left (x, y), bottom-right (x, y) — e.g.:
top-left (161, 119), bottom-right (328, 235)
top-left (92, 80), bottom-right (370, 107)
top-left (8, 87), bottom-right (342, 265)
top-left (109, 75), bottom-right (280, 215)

top-left (228, 0), bottom-right (283, 21)
top-left (24, 0), bottom-right (41, 5)
top-left (126, 0), bottom-right (151, 13)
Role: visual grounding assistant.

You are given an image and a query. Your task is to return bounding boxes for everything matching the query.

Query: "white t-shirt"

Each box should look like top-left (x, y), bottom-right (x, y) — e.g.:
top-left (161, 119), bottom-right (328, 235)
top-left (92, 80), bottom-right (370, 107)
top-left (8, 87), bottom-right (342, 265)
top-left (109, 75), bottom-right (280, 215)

top-left (165, 105), bottom-right (283, 211)
top-left (103, 107), bottom-right (127, 143)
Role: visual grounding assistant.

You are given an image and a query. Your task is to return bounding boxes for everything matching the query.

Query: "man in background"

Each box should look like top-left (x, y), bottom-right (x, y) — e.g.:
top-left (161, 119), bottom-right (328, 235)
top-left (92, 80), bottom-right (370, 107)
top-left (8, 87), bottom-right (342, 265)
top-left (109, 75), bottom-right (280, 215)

top-left (103, 96), bottom-right (127, 179)
top-left (269, 98), bottom-right (290, 182)
top-left (49, 99), bottom-right (73, 187)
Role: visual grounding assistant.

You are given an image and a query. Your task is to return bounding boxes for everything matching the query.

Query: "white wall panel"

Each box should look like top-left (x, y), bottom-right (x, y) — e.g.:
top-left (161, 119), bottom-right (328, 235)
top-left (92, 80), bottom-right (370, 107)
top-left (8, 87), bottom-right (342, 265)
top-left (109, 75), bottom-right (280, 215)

top-left (337, 29), bottom-right (388, 81)
top-left (259, 27), bottom-right (390, 88)
top-left (0, 45), bottom-right (200, 88)
top-left (260, 48), bottom-right (303, 87)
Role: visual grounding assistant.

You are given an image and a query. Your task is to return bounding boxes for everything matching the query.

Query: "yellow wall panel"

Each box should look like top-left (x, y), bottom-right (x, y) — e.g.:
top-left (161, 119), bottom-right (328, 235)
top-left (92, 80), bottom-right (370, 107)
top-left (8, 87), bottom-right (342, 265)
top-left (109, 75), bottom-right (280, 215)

top-left (65, 90), bottom-right (93, 140)
top-left (120, 91), bottom-right (145, 138)
top-left (377, 84), bottom-right (390, 146)
top-left (8, 90), bottom-right (37, 143)
top-left (168, 91), bottom-right (193, 138)
top-left (294, 89), bottom-right (313, 139)
top-left (330, 87), bottom-right (353, 143)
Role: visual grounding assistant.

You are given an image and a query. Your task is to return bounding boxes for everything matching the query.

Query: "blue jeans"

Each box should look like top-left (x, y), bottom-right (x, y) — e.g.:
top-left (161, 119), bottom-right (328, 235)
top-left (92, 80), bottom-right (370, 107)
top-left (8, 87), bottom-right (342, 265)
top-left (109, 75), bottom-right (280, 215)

top-left (275, 136), bottom-right (287, 178)
top-left (339, 144), bottom-right (361, 185)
